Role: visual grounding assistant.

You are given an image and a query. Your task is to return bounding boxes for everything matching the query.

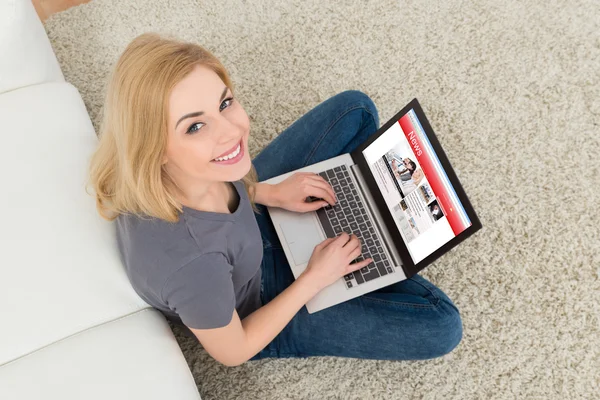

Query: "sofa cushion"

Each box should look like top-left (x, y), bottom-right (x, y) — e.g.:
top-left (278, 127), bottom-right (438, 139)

top-left (0, 0), bottom-right (64, 94)
top-left (0, 309), bottom-right (200, 400)
top-left (0, 81), bottom-right (150, 365)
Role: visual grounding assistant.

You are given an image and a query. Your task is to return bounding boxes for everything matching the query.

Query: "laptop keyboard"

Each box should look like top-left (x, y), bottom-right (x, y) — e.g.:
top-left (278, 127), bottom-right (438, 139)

top-left (313, 164), bottom-right (394, 289)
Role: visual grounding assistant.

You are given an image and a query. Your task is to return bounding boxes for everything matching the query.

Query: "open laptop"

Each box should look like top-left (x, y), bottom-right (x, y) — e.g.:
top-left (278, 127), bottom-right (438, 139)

top-left (262, 98), bottom-right (482, 313)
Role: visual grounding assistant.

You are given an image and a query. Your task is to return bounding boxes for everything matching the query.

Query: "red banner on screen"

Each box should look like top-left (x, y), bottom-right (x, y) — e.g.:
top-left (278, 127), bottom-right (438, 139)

top-left (398, 114), bottom-right (465, 236)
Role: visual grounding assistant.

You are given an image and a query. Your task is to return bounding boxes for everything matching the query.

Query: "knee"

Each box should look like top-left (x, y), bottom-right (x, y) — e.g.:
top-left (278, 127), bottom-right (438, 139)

top-left (429, 303), bottom-right (463, 358)
top-left (335, 90), bottom-right (379, 128)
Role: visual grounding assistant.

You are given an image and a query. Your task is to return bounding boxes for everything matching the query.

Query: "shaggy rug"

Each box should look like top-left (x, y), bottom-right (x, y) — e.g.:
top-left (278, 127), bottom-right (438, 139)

top-left (44, 0), bottom-right (599, 399)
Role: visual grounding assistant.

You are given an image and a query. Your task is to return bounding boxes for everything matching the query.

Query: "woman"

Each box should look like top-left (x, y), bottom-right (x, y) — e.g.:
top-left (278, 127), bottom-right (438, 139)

top-left (392, 157), bottom-right (417, 181)
top-left (88, 33), bottom-right (462, 367)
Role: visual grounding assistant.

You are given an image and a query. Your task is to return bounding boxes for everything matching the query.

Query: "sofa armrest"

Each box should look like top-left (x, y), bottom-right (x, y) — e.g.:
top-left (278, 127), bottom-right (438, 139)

top-left (0, 0), bottom-right (65, 94)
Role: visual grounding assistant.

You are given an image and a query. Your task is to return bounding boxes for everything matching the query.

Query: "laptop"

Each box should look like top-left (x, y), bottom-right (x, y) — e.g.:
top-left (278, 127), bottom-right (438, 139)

top-left (261, 98), bottom-right (482, 313)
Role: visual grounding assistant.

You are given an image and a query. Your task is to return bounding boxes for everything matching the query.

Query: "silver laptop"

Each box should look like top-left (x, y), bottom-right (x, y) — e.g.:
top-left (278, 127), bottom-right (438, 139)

top-left (262, 99), bottom-right (482, 313)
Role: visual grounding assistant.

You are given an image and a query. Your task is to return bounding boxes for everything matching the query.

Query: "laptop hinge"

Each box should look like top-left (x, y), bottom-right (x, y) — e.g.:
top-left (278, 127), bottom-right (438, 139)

top-left (349, 163), bottom-right (404, 269)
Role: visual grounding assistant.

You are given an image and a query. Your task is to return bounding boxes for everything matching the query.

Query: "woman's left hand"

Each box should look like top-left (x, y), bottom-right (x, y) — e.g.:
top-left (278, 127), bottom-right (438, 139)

top-left (271, 172), bottom-right (337, 213)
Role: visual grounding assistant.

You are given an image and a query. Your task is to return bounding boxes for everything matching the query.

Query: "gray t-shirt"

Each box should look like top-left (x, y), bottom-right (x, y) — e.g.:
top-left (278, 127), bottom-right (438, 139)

top-left (116, 181), bottom-right (263, 329)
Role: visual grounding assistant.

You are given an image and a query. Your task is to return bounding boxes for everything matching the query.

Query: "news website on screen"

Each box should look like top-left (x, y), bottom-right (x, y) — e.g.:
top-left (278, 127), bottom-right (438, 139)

top-left (362, 109), bottom-right (472, 264)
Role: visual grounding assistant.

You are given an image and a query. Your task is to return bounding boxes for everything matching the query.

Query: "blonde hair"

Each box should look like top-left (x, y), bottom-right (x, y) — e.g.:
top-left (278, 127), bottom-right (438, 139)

top-left (87, 33), bottom-right (259, 223)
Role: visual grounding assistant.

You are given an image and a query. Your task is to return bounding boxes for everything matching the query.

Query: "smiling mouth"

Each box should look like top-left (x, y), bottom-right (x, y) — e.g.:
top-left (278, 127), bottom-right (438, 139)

top-left (211, 140), bottom-right (244, 164)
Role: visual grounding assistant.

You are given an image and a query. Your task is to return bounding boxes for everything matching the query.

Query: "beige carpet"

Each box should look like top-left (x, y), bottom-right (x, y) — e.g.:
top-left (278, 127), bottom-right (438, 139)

top-left (44, 0), bottom-right (599, 399)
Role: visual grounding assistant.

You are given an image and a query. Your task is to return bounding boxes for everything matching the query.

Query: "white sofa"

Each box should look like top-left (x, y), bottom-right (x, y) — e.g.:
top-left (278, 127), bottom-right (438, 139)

top-left (0, 1), bottom-right (202, 398)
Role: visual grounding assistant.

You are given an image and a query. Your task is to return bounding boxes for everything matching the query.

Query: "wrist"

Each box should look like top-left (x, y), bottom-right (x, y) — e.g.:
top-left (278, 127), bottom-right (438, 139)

top-left (253, 182), bottom-right (278, 207)
top-left (296, 270), bottom-right (323, 296)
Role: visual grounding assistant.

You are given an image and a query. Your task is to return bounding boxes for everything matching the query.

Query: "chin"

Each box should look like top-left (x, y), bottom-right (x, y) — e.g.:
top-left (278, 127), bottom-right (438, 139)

top-left (220, 154), bottom-right (252, 182)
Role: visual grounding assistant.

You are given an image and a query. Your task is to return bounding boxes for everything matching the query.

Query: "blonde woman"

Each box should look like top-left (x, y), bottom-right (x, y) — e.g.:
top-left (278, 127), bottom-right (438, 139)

top-left (88, 33), bottom-right (462, 367)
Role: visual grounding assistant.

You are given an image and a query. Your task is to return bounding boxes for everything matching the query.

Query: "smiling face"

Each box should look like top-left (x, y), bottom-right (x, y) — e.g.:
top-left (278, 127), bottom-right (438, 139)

top-left (162, 64), bottom-right (251, 200)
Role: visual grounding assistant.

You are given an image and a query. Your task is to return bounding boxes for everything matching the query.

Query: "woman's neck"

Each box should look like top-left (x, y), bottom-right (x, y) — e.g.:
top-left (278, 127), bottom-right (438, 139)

top-left (180, 181), bottom-right (238, 214)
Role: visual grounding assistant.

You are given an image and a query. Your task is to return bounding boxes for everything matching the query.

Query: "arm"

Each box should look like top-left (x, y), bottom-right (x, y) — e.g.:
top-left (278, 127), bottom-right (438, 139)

top-left (190, 273), bottom-right (320, 367)
top-left (248, 182), bottom-right (279, 207)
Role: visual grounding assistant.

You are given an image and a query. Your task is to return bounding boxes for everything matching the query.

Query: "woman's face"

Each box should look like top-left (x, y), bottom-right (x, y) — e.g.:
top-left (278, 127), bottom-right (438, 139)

top-left (163, 65), bottom-right (251, 189)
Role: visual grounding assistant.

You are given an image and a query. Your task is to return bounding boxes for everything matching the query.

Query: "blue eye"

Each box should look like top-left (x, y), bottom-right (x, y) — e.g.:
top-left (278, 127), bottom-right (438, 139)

top-left (186, 97), bottom-right (235, 135)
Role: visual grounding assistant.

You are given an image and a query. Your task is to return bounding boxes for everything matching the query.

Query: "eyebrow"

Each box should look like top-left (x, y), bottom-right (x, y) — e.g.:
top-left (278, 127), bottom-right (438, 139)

top-left (175, 86), bottom-right (229, 130)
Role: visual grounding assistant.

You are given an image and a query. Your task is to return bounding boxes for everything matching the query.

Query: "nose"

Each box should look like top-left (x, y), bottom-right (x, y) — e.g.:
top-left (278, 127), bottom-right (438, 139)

top-left (217, 115), bottom-right (244, 143)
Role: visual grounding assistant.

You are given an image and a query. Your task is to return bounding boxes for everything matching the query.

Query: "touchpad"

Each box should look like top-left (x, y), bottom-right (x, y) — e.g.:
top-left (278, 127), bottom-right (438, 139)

top-left (280, 217), bottom-right (323, 266)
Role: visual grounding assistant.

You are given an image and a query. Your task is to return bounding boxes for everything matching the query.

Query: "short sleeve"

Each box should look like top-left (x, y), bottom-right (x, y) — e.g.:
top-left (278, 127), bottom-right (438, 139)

top-left (161, 253), bottom-right (236, 329)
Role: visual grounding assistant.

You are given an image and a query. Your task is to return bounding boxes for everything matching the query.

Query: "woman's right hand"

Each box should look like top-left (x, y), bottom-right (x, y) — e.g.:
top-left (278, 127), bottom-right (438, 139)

top-left (301, 232), bottom-right (373, 292)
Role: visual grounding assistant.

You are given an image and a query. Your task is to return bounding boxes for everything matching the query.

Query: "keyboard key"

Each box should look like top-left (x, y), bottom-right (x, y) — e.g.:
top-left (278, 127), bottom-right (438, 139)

top-left (346, 281), bottom-right (353, 288)
top-left (334, 225), bottom-right (342, 234)
top-left (350, 222), bottom-right (358, 230)
top-left (360, 266), bottom-right (369, 274)
top-left (330, 178), bottom-right (339, 186)
top-left (363, 231), bottom-right (371, 239)
top-left (352, 189), bottom-right (358, 195)
top-left (334, 166), bottom-right (342, 172)
top-left (366, 221), bottom-right (372, 227)
top-left (319, 172), bottom-right (328, 179)
top-left (344, 274), bottom-right (353, 281)
top-left (337, 192), bottom-right (345, 200)
top-left (346, 194), bottom-right (354, 201)
top-left (364, 252), bottom-right (372, 260)
top-left (356, 216), bottom-right (364, 224)
top-left (352, 209), bottom-right (361, 217)
top-left (339, 179), bottom-right (347, 186)
top-left (353, 271), bottom-right (365, 284)
top-left (347, 214), bottom-right (355, 222)
top-left (353, 230), bottom-right (361, 237)
top-left (343, 226), bottom-right (353, 234)
top-left (330, 218), bottom-right (339, 226)
top-left (362, 268), bottom-right (381, 282)
top-left (375, 239), bottom-right (381, 247)
top-left (361, 244), bottom-right (368, 253)
top-left (336, 172), bottom-right (345, 180)
top-left (327, 169), bottom-right (336, 178)
top-left (333, 185), bottom-right (342, 193)
top-left (360, 207), bottom-right (366, 214)
top-left (336, 212), bottom-right (344, 220)
top-left (378, 247), bottom-right (384, 254)
top-left (340, 200), bottom-right (349, 208)
top-left (375, 262), bottom-right (388, 276)
top-left (334, 204), bottom-right (342, 213)
top-left (384, 260), bottom-right (390, 266)
top-left (386, 267), bottom-right (393, 273)
top-left (373, 254), bottom-right (382, 262)
top-left (340, 220), bottom-right (349, 227)
top-left (343, 207), bottom-right (351, 215)
top-left (327, 209), bottom-right (336, 219)
top-left (366, 238), bottom-right (374, 247)
top-left (343, 186), bottom-right (351, 194)
top-left (370, 228), bottom-right (375, 235)
top-left (358, 223), bottom-right (367, 231)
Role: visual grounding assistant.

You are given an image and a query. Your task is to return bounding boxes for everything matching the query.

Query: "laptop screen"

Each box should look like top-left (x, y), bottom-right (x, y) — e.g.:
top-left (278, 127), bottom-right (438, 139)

top-left (361, 108), bottom-right (472, 264)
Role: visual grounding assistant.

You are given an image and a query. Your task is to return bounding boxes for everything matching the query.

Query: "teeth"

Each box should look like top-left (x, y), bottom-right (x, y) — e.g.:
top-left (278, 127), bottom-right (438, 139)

top-left (213, 143), bottom-right (241, 162)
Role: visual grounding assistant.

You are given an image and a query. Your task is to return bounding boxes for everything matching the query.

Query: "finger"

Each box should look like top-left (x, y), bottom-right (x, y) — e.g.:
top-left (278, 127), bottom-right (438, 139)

top-left (347, 258), bottom-right (373, 273)
top-left (307, 174), bottom-right (337, 203)
top-left (333, 232), bottom-right (350, 247)
top-left (342, 234), bottom-right (360, 250)
top-left (346, 246), bottom-right (362, 263)
top-left (304, 185), bottom-right (336, 206)
top-left (297, 199), bottom-right (329, 213)
top-left (317, 237), bottom-right (336, 249)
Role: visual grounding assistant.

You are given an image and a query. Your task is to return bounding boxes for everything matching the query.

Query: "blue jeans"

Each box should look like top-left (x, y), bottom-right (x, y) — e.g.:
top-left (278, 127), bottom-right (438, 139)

top-left (250, 90), bottom-right (462, 361)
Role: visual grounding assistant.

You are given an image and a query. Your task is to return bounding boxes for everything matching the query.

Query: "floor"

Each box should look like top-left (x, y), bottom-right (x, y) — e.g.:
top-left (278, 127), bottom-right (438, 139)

top-left (42, 1), bottom-right (600, 399)
top-left (32, 0), bottom-right (90, 22)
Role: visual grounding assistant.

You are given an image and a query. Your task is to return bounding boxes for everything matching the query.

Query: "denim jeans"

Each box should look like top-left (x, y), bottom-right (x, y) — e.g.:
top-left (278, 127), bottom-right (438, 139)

top-left (249, 90), bottom-right (462, 361)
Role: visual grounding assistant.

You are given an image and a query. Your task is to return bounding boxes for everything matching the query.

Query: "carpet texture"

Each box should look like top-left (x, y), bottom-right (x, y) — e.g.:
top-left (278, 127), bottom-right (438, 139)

top-left (44, 1), bottom-right (599, 399)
